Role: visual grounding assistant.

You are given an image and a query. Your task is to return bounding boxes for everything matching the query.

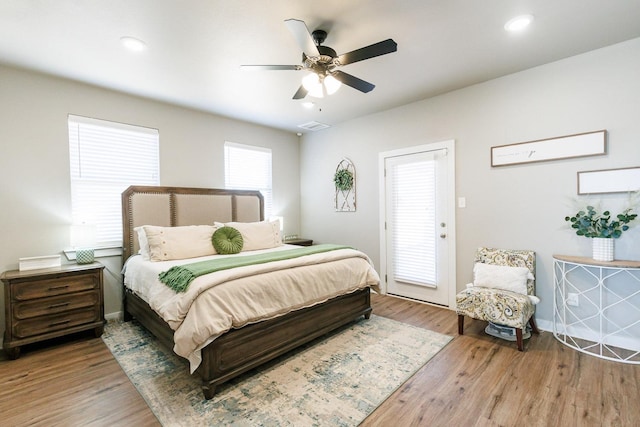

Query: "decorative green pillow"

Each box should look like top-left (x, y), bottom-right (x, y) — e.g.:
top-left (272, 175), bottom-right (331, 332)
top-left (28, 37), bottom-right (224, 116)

top-left (211, 226), bottom-right (243, 254)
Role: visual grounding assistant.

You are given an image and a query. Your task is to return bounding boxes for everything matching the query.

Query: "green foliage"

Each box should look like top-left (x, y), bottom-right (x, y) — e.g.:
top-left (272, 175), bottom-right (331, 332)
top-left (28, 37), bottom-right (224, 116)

top-left (565, 206), bottom-right (637, 238)
top-left (334, 169), bottom-right (354, 191)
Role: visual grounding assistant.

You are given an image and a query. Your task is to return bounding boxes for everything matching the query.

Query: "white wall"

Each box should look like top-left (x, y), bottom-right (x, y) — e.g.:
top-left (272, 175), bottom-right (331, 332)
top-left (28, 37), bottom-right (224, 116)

top-left (300, 38), bottom-right (640, 329)
top-left (2, 37), bottom-right (638, 343)
top-left (0, 65), bottom-right (300, 335)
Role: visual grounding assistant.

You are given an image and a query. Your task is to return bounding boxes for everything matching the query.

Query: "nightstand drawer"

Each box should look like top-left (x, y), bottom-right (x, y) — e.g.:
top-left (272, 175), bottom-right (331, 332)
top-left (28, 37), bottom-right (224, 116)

top-left (13, 307), bottom-right (100, 339)
top-left (13, 290), bottom-right (100, 320)
top-left (13, 274), bottom-right (98, 301)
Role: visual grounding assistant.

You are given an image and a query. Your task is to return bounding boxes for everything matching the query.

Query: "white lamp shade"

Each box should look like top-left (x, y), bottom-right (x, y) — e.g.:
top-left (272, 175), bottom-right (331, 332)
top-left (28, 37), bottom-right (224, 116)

top-left (71, 224), bottom-right (97, 248)
top-left (302, 73), bottom-right (324, 98)
top-left (324, 75), bottom-right (342, 94)
top-left (302, 72), bottom-right (319, 90)
top-left (269, 216), bottom-right (284, 232)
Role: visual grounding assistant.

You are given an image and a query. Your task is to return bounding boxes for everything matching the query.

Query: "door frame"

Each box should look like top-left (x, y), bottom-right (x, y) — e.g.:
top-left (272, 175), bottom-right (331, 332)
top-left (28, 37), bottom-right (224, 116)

top-left (378, 139), bottom-right (457, 309)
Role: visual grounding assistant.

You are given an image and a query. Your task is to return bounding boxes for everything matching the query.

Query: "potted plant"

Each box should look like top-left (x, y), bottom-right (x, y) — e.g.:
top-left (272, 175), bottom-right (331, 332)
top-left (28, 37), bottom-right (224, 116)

top-left (565, 206), bottom-right (637, 261)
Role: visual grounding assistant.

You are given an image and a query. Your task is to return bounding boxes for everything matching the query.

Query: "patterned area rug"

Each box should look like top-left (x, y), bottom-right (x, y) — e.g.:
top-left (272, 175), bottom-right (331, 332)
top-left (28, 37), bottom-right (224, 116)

top-left (102, 315), bottom-right (452, 426)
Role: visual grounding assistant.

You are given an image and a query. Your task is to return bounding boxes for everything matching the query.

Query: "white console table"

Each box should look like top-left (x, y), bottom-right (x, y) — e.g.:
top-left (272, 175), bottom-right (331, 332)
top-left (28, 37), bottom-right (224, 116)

top-left (553, 255), bottom-right (640, 364)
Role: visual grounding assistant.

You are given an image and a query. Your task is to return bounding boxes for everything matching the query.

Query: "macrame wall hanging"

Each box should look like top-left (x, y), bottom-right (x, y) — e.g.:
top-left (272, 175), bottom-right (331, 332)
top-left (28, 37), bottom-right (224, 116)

top-left (334, 158), bottom-right (356, 212)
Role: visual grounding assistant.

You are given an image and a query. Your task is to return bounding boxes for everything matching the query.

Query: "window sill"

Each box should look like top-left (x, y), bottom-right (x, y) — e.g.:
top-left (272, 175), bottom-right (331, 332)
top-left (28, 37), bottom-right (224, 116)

top-left (63, 246), bottom-right (123, 261)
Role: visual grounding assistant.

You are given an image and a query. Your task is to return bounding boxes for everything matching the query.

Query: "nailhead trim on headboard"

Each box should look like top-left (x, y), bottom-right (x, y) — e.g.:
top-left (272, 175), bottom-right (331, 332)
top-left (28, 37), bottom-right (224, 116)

top-left (121, 186), bottom-right (263, 263)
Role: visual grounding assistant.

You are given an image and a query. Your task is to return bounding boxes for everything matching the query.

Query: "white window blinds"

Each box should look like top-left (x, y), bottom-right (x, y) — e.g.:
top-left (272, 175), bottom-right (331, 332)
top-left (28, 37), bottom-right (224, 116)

top-left (68, 115), bottom-right (159, 246)
top-left (389, 154), bottom-right (437, 286)
top-left (224, 141), bottom-right (272, 218)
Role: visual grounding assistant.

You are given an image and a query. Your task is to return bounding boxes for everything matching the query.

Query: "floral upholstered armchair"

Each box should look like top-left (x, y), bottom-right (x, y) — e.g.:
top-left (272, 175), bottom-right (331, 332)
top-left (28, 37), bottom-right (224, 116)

top-left (456, 247), bottom-right (540, 351)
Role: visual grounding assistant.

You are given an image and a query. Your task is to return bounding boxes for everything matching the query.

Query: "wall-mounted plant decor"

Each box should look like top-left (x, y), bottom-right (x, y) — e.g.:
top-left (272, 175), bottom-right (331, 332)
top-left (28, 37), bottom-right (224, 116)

top-left (334, 158), bottom-right (356, 212)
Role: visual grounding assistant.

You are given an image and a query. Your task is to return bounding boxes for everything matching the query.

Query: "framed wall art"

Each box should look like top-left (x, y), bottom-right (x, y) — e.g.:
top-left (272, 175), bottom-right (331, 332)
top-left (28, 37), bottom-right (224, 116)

top-left (491, 130), bottom-right (607, 167)
top-left (334, 158), bottom-right (356, 212)
top-left (577, 166), bottom-right (640, 194)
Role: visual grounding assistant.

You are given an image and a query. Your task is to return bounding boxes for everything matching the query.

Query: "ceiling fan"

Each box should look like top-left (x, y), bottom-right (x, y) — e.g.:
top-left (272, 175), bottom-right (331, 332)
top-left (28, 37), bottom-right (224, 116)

top-left (241, 19), bottom-right (397, 99)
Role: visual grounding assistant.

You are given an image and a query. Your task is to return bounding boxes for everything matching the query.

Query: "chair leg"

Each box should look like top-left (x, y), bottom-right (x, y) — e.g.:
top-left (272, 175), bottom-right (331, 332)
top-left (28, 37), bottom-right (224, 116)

top-left (515, 328), bottom-right (524, 351)
top-left (458, 314), bottom-right (464, 335)
top-left (528, 316), bottom-right (540, 334)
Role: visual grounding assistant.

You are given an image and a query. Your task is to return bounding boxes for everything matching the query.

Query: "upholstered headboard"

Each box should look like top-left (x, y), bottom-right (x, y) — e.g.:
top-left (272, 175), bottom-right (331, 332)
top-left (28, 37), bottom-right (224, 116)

top-left (121, 185), bottom-right (264, 262)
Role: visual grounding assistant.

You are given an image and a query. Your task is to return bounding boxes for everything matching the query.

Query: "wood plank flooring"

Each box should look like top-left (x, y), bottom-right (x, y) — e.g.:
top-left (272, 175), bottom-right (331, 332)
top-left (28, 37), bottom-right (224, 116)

top-left (1, 293), bottom-right (638, 426)
top-left (0, 334), bottom-right (158, 426)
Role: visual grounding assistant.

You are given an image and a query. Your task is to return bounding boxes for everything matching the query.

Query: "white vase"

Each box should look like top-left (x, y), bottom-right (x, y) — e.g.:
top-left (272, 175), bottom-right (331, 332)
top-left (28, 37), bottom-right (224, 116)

top-left (592, 238), bottom-right (614, 262)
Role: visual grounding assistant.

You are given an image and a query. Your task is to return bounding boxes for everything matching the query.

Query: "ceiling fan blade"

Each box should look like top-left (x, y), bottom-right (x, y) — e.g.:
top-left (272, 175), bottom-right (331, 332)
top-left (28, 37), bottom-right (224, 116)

top-left (284, 19), bottom-right (320, 57)
top-left (292, 85), bottom-right (308, 99)
top-left (337, 39), bottom-right (397, 66)
top-left (332, 71), bottom-right (375, 93)
top-left (240, 65), bottom-right (302, 71)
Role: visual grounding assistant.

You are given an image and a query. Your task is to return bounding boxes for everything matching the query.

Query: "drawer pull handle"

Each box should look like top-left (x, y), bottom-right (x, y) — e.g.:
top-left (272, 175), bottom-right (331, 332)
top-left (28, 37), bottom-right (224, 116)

top-left (49, 320), bottom-right (71, 327)
top-left (48, 302), bottom-right (70, 309)
top-left (48, 285), bottom-right (70, 291)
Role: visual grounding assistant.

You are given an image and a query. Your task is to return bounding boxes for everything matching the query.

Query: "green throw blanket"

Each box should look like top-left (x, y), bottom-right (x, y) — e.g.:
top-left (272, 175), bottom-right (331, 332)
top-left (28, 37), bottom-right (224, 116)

top-left (159, 244), bottom-right (351, 293)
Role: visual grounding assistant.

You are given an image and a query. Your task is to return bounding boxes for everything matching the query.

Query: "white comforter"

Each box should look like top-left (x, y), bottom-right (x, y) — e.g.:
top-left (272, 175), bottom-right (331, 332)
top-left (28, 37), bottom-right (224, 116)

top-left (124, 245), bottom-right (381, 372)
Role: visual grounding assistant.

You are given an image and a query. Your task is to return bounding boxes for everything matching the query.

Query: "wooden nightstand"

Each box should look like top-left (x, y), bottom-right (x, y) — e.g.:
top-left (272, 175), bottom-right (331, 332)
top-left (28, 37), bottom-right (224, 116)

top-left (285, 238), bottom-right (313, 246)
top-left (1, 262), bottom-right (105, 359)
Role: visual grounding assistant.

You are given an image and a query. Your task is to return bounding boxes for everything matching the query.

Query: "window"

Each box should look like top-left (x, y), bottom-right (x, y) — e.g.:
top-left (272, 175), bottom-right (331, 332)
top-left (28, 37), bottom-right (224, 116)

top-left (224, 141), bottom-right (272, 218)
top-left (68, 115), bottom-right (159, 247)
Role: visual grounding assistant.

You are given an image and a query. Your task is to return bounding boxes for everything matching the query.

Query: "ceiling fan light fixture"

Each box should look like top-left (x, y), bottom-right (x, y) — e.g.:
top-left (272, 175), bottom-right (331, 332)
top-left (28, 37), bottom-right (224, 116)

top-left (302, 72), bottom-right (319, 90)
top-left (324, 75), bottom-right (342, 95)
top-left (246, 19), bottom-right (397, 100)
top-left (302, 72), bottom-right (324, 98)
top-left (504, 14), bottom-right (534, 32)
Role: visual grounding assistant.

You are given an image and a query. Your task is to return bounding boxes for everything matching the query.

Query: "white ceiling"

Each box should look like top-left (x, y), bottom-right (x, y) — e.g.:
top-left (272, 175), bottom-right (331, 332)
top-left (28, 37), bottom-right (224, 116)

top-left (2, 1), bottom-right (640, 134)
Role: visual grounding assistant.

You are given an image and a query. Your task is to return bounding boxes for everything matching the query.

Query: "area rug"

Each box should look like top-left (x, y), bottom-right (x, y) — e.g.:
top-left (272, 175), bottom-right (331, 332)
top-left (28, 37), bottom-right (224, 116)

top-left (102, 315), bottom-right (452, 426)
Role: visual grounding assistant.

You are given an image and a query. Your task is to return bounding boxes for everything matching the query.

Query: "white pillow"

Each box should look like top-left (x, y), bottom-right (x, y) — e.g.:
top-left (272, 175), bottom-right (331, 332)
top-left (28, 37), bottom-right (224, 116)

top-left (143, 225), bottom-right (218, 261)
top-left (134, 226), bottom-right (150, 260)
top-left (472, 262), bottom-right (534, 295)
top-left (214, 220), bottom-right (282, 251)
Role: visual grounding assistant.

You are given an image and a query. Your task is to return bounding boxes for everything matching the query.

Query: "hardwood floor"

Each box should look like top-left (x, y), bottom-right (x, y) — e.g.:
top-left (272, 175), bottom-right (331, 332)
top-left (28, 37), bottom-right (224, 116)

top-left (0, 333), bottom-right (159, 426)
top-left (363, 295), bottom-right (640, 427)
top-left (1, 294), bottom-right (638, 426)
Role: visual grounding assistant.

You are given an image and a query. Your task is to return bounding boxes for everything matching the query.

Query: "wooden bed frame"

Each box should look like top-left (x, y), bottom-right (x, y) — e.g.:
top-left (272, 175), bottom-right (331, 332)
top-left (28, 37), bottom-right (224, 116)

top-left (121, 185), bottom-right (372, 399)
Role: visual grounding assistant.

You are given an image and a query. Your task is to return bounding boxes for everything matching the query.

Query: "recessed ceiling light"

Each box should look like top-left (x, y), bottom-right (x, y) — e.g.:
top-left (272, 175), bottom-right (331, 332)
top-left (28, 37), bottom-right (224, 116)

top-left (504, 14), bottom-right (534, 32)
top-left (120, 36), bottom-right (147, 52)
top-left (302, 102), bottom-right (315, 109)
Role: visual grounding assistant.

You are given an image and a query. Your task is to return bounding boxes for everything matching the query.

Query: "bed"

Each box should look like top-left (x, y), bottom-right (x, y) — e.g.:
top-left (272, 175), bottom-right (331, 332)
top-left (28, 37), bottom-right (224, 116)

top-left (121, 185), bottom-right (380, 399)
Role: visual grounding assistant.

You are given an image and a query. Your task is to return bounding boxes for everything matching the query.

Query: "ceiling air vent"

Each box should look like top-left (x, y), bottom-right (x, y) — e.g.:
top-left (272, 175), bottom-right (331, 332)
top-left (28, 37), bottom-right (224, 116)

top-left (297, 121), bottom-right (330, 131)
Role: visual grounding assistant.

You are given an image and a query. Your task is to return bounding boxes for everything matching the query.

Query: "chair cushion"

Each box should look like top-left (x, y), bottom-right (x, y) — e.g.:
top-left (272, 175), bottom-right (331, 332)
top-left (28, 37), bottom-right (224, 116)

top-left (456, 287), bottom-right (535, 329)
